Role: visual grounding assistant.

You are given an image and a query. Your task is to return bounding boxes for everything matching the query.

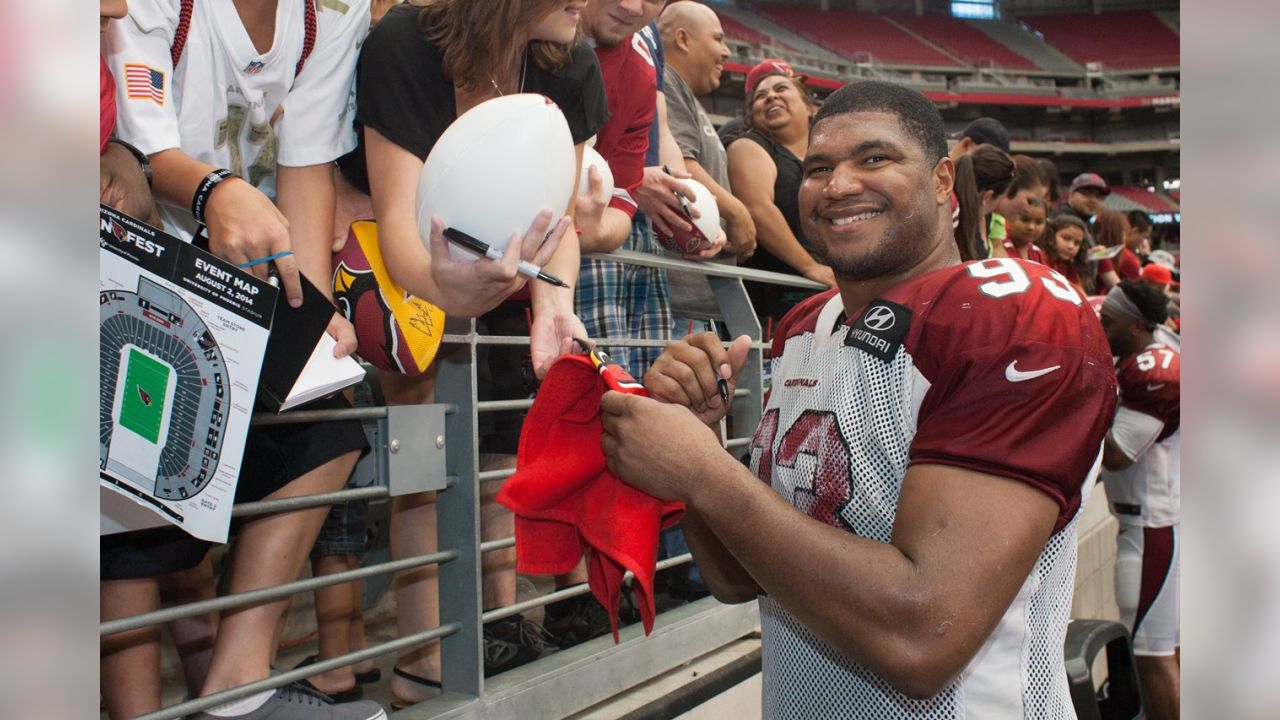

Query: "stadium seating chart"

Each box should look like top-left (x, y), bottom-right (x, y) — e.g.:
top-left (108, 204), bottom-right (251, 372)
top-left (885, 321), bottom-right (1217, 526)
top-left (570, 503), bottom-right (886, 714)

top-left (99, 205), bottom-right (275, 542)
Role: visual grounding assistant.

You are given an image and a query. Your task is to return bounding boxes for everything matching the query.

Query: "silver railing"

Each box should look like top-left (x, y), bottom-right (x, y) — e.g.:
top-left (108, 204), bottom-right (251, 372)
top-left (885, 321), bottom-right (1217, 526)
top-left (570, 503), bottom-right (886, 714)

top-left (100, 251), bottom-right (825, 720)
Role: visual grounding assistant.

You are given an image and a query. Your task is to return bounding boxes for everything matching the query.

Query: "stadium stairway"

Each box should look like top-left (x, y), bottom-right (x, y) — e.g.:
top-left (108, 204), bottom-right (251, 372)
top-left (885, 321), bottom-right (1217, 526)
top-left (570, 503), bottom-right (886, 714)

top-left (971, 18), bottom-right (1085, 74)
top-left (1155, 10), bottom-right (1180, 34)
top-left (885, 14), bottom-right (1026, 71)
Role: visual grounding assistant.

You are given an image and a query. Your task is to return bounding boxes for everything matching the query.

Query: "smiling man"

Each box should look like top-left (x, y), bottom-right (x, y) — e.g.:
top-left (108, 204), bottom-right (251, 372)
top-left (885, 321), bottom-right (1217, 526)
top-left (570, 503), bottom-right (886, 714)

top-left (600, 81), bottom-right (1118, 718)
top-left (658, 0), bottom-right (756, 333)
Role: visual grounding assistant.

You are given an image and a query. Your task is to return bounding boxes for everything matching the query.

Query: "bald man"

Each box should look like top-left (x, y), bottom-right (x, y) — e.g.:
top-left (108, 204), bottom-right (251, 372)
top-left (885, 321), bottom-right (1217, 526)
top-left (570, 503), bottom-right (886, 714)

top-left (659, 1), bottom-right (755, 332)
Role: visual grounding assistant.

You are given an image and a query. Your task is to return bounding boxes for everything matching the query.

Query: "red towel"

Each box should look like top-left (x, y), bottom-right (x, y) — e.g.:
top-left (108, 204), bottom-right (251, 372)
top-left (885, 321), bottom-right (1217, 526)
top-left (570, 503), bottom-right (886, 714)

top-left (497, 354), bottom-right (684, 641)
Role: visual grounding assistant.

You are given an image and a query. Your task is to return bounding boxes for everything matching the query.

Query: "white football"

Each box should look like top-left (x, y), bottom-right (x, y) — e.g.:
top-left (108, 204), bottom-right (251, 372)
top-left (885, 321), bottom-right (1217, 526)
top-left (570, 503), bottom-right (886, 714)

top-left (655, 178), bottom-right (720, 255)
top-left (578, 145), bottom-right (615, 199)
top-left (416, 94), bottom-right (577, 260)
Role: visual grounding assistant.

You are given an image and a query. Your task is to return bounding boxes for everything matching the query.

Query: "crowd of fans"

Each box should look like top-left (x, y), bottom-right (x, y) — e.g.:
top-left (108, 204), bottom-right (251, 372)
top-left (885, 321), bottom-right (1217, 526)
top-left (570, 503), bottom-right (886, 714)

top-left (99, 1), bottom-right (1180, 718)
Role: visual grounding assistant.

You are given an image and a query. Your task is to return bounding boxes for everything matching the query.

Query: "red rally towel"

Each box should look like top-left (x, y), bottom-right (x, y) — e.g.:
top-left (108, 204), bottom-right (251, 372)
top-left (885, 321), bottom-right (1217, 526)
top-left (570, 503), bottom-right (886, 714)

top-left (496, 354), bottom-right (684, 641)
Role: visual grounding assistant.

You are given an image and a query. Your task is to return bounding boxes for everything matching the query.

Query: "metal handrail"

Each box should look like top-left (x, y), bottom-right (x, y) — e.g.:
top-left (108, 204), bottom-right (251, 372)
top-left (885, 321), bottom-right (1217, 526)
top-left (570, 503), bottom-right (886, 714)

top-left (100, 550), bottom-right (458, 637)
top-left (230, 485), bottom-right (388, 518)
top-left (109, 245), bottom-right (786, 720)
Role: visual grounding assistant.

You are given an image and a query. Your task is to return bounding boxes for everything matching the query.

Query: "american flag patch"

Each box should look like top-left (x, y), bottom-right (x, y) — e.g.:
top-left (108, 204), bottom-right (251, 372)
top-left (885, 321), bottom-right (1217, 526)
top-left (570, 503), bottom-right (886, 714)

top-left (124, 63), bottom-right (165, 105)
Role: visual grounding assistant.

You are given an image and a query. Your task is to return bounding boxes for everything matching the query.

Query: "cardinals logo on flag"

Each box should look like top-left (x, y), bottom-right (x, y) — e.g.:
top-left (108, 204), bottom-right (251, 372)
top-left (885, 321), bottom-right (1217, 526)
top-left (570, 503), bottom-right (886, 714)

top-left (125, 63), bottom-right (165, 105)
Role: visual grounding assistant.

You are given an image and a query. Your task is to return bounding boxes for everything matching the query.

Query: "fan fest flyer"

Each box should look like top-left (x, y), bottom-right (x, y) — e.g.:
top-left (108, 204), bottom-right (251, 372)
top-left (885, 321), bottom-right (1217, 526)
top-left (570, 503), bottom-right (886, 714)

top-left (99, 205), bottom-right (275, 542)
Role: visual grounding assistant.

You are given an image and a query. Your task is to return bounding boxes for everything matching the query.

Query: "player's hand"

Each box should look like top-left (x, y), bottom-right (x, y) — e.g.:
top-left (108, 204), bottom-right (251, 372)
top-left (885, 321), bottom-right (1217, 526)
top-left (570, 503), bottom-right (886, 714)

top-left (644, 332), bottom-right (752, 426)
top-left (636, 167), bottom-right (698, 238)
top-left (424, 210), bottom-right (570, 318)
top-left (100, 143), bottom-right (162, 228)
top-left (530, 311), bottom-right (587, 379)
top-left (204, 177), bottom-right (303, 308)
top-left (600, 390), bottom-right (721, 502)
top-left (325, 312), bottom-right (357, 359)
top-left (801, 263), bottom-right (837, 289)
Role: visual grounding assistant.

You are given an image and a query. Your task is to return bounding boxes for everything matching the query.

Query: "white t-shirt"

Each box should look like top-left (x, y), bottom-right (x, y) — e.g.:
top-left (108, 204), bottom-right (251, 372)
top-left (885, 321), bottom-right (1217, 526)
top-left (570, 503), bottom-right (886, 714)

top-left (106, 0), bottom-right (367, 240)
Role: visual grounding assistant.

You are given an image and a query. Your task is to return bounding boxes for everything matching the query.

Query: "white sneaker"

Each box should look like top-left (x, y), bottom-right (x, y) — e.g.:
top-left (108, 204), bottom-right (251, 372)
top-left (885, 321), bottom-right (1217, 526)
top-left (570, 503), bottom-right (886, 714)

top-left (188, 684), bottom-right (387, 720)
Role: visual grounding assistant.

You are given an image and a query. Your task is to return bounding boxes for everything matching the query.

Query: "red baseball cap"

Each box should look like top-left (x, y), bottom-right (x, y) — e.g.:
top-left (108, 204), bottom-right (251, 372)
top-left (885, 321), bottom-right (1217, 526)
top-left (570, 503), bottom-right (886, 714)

top-left (745, 58), bottom-right (807, 101)
top-left (1141, 263), bottom-right (1179, 287)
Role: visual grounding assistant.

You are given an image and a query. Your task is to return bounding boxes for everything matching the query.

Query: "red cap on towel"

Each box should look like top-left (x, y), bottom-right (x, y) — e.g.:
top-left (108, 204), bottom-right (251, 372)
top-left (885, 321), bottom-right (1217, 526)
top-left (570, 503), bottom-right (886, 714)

top-left (497, 354), bottom-right (684, 641)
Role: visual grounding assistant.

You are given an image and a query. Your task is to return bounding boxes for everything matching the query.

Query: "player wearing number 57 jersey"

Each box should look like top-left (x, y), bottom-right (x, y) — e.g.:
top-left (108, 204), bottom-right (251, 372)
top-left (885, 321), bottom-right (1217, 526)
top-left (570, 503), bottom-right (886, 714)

top-left (1098, 280), bottom-right (1181, 720)
top-left (599, 81), bottom-right (1117, 719)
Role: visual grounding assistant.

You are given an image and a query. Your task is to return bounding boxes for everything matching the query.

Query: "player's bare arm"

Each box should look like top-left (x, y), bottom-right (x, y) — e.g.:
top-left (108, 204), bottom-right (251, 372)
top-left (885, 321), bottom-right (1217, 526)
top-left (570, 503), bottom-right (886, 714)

top-left (601, 396), bottom-right (1059, 698)
top-left (1103, 433), bottom-right (1136, 471)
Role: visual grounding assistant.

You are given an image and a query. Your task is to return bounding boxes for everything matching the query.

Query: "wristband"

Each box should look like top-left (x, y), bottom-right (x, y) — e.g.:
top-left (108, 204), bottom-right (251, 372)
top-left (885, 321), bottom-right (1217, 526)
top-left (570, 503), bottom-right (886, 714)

top-left (191, 168), bottom-right (236, 225)
top-left (109, 138), bottom-right (151, 187)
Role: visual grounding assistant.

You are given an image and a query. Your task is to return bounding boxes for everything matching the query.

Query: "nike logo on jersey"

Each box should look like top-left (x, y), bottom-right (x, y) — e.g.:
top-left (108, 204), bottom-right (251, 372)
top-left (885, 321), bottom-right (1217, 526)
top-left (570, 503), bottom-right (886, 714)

top-left (1146, 383), bottom-right (1167, 391)
top-left (1005, 360), bottom-right (1061, 382)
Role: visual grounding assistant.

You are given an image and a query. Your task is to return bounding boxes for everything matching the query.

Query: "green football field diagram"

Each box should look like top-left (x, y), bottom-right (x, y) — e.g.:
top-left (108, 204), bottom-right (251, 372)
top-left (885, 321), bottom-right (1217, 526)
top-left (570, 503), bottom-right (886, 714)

top-left (119, 348), bottom-right (171, 444)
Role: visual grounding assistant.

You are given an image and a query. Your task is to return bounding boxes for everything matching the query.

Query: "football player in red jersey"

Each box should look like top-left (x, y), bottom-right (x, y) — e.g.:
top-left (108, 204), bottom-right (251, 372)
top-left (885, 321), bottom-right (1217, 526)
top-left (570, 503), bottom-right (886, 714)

top-left (600, 80), bottom-right (1117, 718)
top-left (1099, 280), bottom-right (1181, 720)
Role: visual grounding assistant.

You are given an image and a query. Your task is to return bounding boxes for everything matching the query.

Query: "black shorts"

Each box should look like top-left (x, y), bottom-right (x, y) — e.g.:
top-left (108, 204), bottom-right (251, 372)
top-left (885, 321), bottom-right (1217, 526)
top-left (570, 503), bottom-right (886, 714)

top-left (100, 394), bottom-right (369, 580)
top-left (475, 300), bottom-right (537, 455)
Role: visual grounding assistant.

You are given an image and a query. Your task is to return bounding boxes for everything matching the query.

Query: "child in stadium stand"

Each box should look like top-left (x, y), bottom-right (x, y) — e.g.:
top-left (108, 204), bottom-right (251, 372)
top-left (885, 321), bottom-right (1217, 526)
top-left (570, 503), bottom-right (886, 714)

top-left (600, 81), bottom-right (1118, 718)
top-left (989, 154), bottom-right (1047, 259)
top-left (105, 1), bottom-right (383, 718)
top-left (1003, 195), bottom-right (1048, 263)
top-left (1040, 213), bottom-right (1092, 296)
top-left (1099, 280), bottom-right (1182, 720)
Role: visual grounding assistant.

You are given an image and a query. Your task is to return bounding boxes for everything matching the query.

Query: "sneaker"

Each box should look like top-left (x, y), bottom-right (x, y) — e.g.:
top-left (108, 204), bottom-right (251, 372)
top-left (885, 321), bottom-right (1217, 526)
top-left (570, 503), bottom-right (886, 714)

top-left (188, 683), bottom-right (387, 720)
top-left (483, 614), bottom-right (556, 677)
top-left (543, 593), bottom-right (632, 648)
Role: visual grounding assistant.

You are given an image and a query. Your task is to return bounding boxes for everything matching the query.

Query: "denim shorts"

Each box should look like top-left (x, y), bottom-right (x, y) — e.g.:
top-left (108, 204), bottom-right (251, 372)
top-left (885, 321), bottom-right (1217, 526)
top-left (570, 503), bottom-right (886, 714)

top-left (310, 496), bottom-right (369, 559)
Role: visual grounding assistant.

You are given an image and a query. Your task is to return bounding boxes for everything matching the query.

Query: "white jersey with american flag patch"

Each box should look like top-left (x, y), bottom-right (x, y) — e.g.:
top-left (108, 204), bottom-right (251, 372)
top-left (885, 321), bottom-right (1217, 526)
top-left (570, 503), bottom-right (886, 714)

top-left (105, 0), bottom-right (367, 240)
top-left (750, 258), bottom-right (1117, 718)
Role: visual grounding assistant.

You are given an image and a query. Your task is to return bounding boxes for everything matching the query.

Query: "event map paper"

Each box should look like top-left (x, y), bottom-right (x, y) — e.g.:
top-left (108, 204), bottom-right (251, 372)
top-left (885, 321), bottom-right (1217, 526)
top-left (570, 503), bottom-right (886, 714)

top-left (99, 205), bottom-right (275, 542)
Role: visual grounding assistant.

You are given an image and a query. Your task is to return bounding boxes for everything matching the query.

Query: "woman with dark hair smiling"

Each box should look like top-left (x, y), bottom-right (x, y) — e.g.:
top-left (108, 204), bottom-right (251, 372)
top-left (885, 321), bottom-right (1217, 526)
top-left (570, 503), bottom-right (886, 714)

top-left (727, 60), bottom-right (832, 330)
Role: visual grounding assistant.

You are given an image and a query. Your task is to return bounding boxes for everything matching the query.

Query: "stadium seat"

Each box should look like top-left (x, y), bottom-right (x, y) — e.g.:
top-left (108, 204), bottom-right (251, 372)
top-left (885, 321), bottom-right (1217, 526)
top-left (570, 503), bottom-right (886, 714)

top-left (1020, 12), bottom-right (1179, 70)
top-left (716, 11), bottom-right (788, 49)
top-left (1109, 186), bottom-right (1180, 213)
top-left (1064, 619), bottom-right (1146, 720)
top-left (757, 6), bottom-right (961, 67)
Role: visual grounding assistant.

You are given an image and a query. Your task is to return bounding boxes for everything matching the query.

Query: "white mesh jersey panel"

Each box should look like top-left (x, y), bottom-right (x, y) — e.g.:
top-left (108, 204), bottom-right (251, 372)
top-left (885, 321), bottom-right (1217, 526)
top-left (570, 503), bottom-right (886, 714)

top-left (750, 295), bottom-right (1080, 719)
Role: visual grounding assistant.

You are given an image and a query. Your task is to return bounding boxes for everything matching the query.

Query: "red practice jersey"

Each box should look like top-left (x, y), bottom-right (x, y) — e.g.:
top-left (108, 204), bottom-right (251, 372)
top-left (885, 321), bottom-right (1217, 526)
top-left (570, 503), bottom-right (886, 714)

top-left (592, 36), bottom-right (656, 218)
top-left (751, 257), bottom-right (1117, 718)
top-left (1102, 342), bottom-right (1181, 528)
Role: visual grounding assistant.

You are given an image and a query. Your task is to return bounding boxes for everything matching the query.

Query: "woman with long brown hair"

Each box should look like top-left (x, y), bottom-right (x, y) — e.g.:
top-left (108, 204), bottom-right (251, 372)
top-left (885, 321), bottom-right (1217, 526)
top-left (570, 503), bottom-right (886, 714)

top-left (333, 0), bottom-right (608, 704)
top-left (952, 143), bottom-right (1015, 261)
top-left (1093, 209), bottom-right (1133, 291)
